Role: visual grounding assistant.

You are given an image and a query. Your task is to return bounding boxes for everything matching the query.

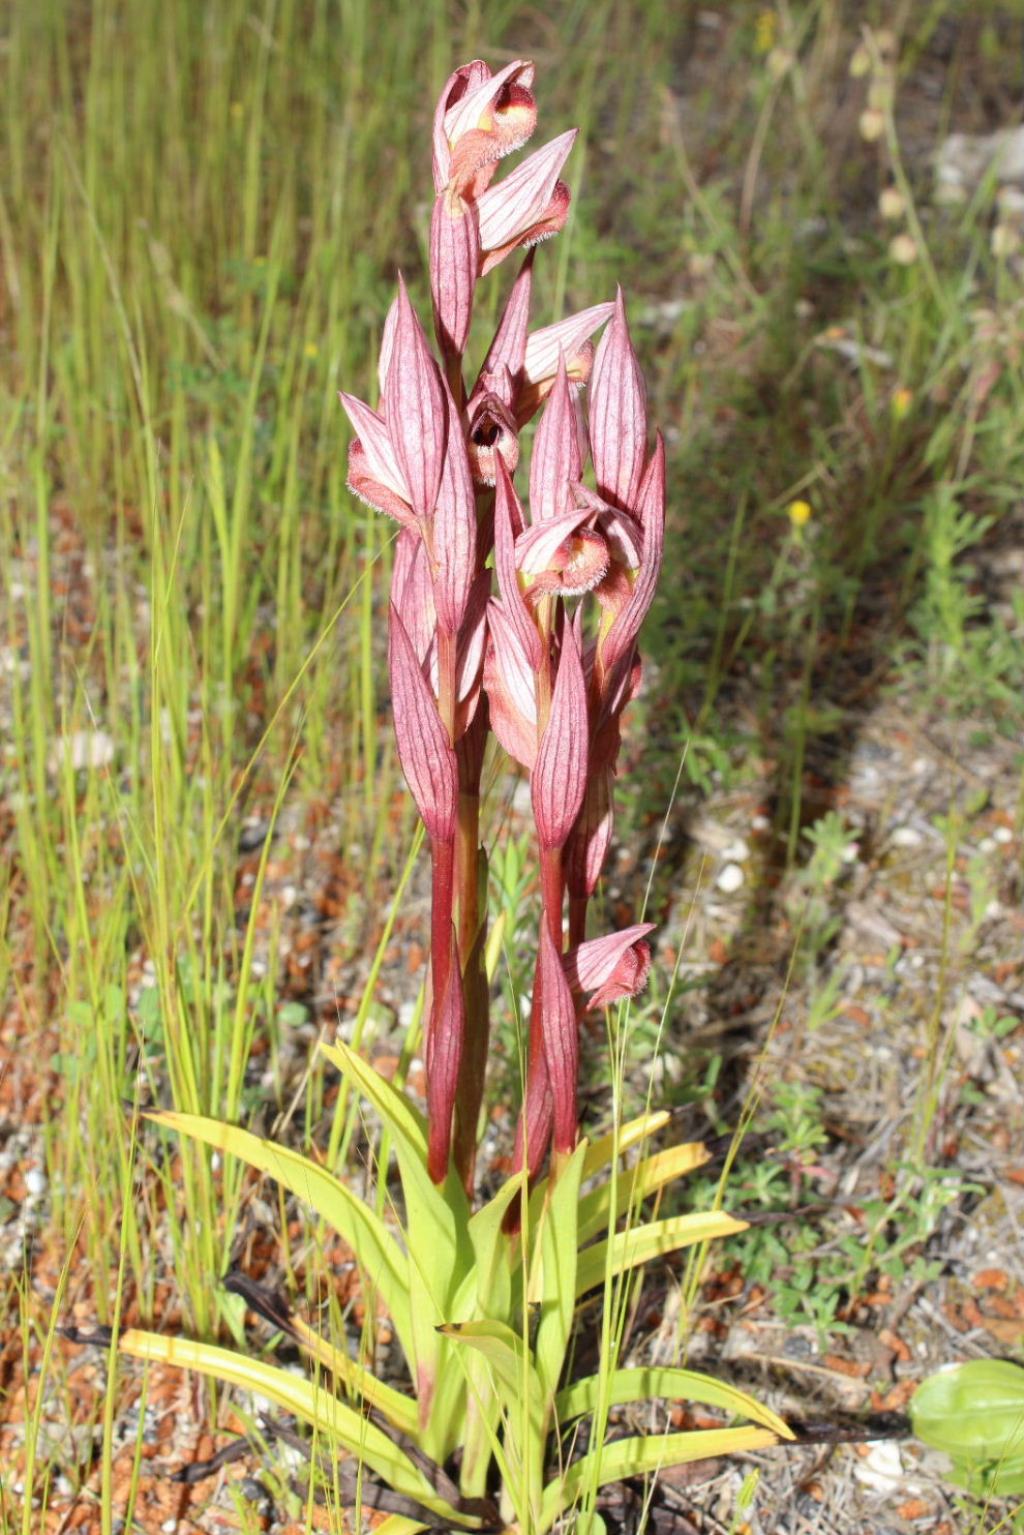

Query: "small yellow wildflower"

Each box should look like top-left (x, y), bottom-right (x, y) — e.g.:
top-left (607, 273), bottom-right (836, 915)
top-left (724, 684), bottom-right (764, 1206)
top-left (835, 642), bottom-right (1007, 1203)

top-left (304, 341), bottom-right (320, 360)
top-left (787, 499), bottom-right (812, 529)
top-left (754, 9), bottom-right (777, 54)
top-left (230, 101), bottom-right (244, 120)
top-left (891, 386), bottom-right (913, 420)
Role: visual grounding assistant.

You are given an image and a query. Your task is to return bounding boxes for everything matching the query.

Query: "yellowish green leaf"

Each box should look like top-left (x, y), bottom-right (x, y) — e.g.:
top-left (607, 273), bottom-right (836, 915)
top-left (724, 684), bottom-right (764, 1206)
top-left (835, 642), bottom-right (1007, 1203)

top-left (540, 1426), bottom-right (780, 1531)
top-left (575, 1211), bottom-right (747, 1298)
top-left (555, 1366), bottom-right (793, 1441)
top-left (117, 1330), bottom-right (461, 1519)
top-left (576, 1142), bottom-right (710, 1245)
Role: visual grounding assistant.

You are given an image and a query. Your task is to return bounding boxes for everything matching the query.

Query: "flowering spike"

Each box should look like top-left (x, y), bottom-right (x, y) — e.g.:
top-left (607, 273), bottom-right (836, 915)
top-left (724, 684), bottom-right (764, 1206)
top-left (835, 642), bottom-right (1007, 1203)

top-left (426, 926), bottom-right (465, 1183)
top-left (476, 130), bottom-right (577, 275)
top-left (494, 457), bottom-right (542, 670)
top-left (530, 352), bottom-right (580, 523)
top-left (589, 286), bottom-right (647, 513)
top-left (433, 379), bottom-right (477, 635)
top-left (532, 614), bottom-right (588, 850)
top-left (388, 604), bottom-right (458, 842)
top-left (430, 189), bottom-right (480, 364)
top-left (602, 432), bottom-right (666, 675)
top-left (538, 920), bottom-right (579, 1154)
top-left (383, 275), bottom-right (447, 524)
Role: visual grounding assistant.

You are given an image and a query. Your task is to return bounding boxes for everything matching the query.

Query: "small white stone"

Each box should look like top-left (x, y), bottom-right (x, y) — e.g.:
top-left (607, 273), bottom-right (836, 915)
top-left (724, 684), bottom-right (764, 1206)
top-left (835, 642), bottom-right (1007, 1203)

top-left (978, 837), bottom-right (997, 855)
top-left (48, 731), bottom-right (115, 774)
top-left (994, 825), bottom-right (1013, 845)
top-left (891, 825), bottom-right (922, 848)
top-left (721, 839), bottom-right (750, 863)
top-left (751, 813), bottom-right (771, 832)
top-left (24, 1167), bottom-right (48, 1198)
top-left (853, 1439), bottom-right (903, 1492)
top-left (161, 1520), bottom-right (178, 1533)
top-left (717, 863), bottom-right (745, 894)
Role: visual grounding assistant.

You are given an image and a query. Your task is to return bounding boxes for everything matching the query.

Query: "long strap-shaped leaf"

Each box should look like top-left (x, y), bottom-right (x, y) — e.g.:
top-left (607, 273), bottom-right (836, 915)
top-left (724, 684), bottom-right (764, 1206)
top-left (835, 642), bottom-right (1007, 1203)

top-left (575, 1142), bottom-right (710, 1246)
top-left (319, 1042), bottom-right (475, 1457)
top-left (539, 1426), bottom-right (780, 1533)
top-left (575, 1210), bottom-right (746, 1298)
top-left (143, 1111), bottom-right (414, 1363)
top-left (287, 1312), bottom-right (420, 1440)
top-left (117, 1331), bottom-right (464, 1522)
top-left (555, 1366), bottom-right (793, 1441)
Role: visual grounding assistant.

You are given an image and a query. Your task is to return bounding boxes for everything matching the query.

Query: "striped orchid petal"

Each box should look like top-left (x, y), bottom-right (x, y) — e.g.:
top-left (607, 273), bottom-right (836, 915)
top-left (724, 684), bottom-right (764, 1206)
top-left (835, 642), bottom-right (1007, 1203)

top-left (602, 432), bottom-right (666, 675)
top-left (391, 529), bottom-right (436, 666)
top-left (339, 391), bottom-right (411, 506)
top-left (494, 457), bottom-right (542, 670)
top-left (476, 131), bottom-right (577, 275)
top-left (378, 296), bottom-right (399, 398)
top-left (433, 377), bottom-right (477, 635)
top-left (523, 301), bottom-right (614, 388)
top-left (483, 598), bottom-right (538, 770)
top-left (388, 604), bottom-right (458, 842)
top-left (564, 923), bottom-right (656, 1010)
top-left (529, 352), bottom-right (580, 522)
top-left (430, 189), bottom-right (479, 363)
top-left (383, 275), bottom-right (447, 524)
top-left (589, 286), bottom-right (648, 513)
top-left (478, 252), bottom-right (533, 386)
top-left (346, 441), bottom-right (417, 528)
top-left (538, 921), bottom-right (579, 1154)
top-left (531, 613), bottom-right (588, 850)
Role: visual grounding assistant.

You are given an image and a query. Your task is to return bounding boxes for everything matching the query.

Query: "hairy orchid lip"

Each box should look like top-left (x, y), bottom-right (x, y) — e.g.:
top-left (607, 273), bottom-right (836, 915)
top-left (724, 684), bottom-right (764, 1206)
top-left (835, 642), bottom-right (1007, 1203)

top-left (527, 528), bottom-right (610, 600)
top-left (466, 395), bottom-right (519, 486)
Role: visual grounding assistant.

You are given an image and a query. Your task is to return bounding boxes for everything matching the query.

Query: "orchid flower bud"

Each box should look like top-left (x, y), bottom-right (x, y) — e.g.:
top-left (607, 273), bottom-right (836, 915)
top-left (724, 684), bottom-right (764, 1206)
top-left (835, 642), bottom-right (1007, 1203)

top-left (601, 432), bottom-right (666, 676)
top-left (432, 377), bottom-right (477, 635)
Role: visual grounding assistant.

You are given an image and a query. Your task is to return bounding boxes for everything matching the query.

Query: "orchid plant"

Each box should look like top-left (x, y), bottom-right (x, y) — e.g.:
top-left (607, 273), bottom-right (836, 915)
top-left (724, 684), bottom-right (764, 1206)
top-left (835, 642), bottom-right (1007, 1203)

top-left (97, 56), bottom-right (799, 1533)
top-left (339, 56), bottom-right (664, 1193)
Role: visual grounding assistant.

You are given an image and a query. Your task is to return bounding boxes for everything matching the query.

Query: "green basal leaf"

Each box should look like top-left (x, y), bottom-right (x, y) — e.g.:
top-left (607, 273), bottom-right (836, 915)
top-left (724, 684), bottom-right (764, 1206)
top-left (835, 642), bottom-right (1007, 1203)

top-left (576, 1141), bottom-right (710, 1246)
top-left (439, 1319), bottom-right (545, 1472)
top-left (575, 1210), bottom-right (747, 1299)
top-left (556, 1366), bottom-right (793, 1442)
top-left (370, 1520), bottom-right (429, 1535)
top-left (287, 1311), bottom-right (419, 1439)
top-left (143, 1111), bottom-right (414, 1361)
top-left (118, 1330), bottom-right (462, 1520)
top-left (532, 1145), bottom-right (587, 1407)
top-left (532, 1112), bottom-right (670, 1207)
top-left (539, 1426), bottom-right (780, 1532)
top-left (911, 1360), bottom-right (1024, 1495)
top-left (320, 1039), bottom-right (474, 1454)
top-left (465, 1170), bottom-right (526, 1321)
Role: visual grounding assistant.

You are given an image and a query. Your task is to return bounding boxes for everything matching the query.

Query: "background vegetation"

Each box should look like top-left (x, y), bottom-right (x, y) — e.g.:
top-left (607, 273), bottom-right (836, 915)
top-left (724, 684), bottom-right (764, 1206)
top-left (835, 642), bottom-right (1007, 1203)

top-left (2, 1), bottom-right (1023, 1531)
